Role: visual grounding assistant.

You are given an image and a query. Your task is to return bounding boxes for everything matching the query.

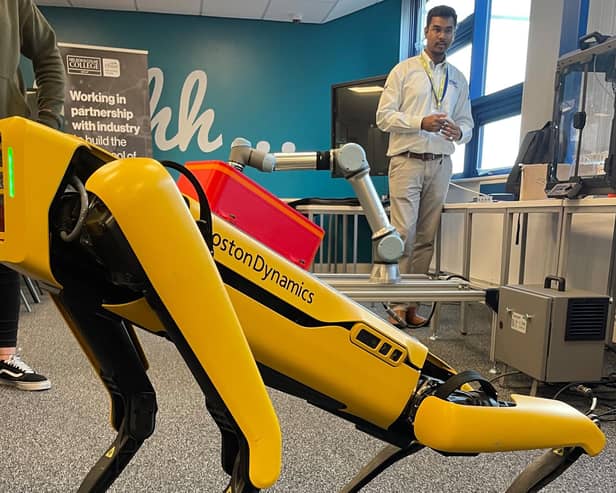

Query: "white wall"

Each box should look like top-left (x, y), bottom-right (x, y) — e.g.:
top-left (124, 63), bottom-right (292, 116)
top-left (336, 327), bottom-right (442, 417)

top-left (519, 0), bottom-right (563, 137)
top-left (588, 0), bottom-right (616, 35)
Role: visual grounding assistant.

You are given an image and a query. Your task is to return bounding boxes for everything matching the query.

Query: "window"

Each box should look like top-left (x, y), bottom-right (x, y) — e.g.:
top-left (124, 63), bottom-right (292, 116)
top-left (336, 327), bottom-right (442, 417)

top-left (451, 142), bottom-right (467, 175)
top-left (447, 43), bottom-right (472, 82)
top-left (479, 115), bottom-right (522, 171)
top-left (485, 0), bottom-right (531, 94)
top-left (446, 44), bottom-right (471, 175)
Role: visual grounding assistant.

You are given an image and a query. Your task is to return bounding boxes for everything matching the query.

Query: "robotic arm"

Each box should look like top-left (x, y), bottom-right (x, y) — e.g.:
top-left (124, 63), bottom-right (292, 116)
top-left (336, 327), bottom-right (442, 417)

top-left (229, 138), bottom-right (404, 283)
top-left (0, 117), bottom-right (606, 492)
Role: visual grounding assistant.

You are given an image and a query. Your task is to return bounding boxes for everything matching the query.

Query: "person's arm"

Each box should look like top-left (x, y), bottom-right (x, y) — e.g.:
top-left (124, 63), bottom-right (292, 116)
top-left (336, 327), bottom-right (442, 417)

top-left (376, 67), bottom-right (423, 134)
top-left (450, 76), bottom-right (473, 144)
top-left (19, 0), bottom-right (65, 129)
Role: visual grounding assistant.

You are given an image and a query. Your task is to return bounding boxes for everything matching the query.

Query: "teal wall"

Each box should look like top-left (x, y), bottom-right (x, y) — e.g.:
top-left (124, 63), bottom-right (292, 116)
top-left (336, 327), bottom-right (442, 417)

top-left (39, 1), bottom-right (401, 198)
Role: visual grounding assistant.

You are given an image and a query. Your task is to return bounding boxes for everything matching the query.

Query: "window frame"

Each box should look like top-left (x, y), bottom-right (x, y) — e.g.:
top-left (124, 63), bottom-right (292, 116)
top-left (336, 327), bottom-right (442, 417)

top-left (469, 83), bottom-right (523, 176)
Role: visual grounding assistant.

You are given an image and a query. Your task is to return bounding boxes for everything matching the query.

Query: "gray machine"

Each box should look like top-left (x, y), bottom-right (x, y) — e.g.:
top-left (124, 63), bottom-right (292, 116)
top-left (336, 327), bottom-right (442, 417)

top-left (495, 276), bottom-right (608, 383)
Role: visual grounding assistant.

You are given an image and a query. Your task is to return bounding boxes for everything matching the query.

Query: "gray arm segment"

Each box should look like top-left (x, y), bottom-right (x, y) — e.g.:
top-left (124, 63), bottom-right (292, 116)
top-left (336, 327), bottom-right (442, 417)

top-left (229, 140), bottom-right (403, 283)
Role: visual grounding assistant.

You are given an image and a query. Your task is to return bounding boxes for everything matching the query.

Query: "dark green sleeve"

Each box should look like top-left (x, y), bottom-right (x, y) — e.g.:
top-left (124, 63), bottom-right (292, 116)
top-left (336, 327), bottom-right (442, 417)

top-left (19, 0), bottom-right (66, 129)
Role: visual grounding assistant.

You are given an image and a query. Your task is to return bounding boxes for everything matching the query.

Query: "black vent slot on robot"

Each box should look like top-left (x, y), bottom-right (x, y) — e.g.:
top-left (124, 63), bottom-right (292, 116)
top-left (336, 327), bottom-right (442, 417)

top-left (565, 297), bottom-right (608, 341)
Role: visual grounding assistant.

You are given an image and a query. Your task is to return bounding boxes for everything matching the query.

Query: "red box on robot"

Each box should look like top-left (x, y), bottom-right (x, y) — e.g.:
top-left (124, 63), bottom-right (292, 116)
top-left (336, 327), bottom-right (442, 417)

top-left (176, 161), bottom-right (324, 270)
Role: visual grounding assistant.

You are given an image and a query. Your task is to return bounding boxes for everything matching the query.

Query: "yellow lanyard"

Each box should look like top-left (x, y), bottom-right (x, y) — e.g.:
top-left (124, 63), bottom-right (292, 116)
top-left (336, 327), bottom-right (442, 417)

top-left (420, 54), bottom-right (448, 110)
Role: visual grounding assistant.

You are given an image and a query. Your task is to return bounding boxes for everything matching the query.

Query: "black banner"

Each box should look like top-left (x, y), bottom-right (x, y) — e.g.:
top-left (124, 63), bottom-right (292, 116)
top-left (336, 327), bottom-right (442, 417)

top-left (59, 43), bottom-right (151, 157)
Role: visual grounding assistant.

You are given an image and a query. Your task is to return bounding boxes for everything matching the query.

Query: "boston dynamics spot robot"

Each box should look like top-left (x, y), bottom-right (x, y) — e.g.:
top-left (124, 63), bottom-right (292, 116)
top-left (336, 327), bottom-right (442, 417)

top-left (0, 117), bottom-right (605, 492)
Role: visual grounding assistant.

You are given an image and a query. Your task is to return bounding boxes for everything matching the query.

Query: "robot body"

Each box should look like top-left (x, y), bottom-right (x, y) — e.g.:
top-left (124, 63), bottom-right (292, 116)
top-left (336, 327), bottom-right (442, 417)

top-left (0, 117), bottom-right (605, 492)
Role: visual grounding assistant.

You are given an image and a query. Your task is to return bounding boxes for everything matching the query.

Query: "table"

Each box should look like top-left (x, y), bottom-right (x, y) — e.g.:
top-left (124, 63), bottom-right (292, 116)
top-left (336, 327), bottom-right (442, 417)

top-left (316, 273), bottom-right (485, 303)
top-left (298, 199), bottom-right (566, 282)
top-left (297, 198), bottom-right (616, 349)
top-left (441, 199), bottom-right (564, 285)
top-left (441, 200), bottom-right (565, 367)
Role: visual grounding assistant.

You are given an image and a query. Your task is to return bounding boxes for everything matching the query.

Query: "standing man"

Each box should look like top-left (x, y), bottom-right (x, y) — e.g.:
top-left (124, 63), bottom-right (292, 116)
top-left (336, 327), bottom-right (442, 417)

top-left (0, 0), bottom-right (65, 390)
top-left (377, 5), bottom-right (473, 327)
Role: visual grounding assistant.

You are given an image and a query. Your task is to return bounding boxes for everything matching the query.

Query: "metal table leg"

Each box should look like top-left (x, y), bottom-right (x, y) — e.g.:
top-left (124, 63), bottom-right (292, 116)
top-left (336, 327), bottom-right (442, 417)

top-left (353, 214), bottom-right (358, 273)
top-left (430, 218), bottom-right (443, 341)
top-left (429, 302), bottom-right (440, 341)
top-left (23, 275), bottom-right (41, 303)
top-left (459, 210), bottom-right (473, 336)
top-left (489, 209), bottom-right (514, 370)
top-left (20, 289), bottom-right (32, 313)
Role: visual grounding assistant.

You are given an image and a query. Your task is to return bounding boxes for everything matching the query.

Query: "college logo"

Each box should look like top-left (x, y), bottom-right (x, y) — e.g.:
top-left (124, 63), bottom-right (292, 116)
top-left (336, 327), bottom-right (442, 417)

top-left (66, 55), bottom-right (102, 76)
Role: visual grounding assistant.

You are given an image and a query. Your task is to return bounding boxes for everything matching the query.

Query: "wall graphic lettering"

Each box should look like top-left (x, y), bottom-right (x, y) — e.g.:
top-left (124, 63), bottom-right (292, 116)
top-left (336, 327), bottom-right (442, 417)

top-left (148, 67), bottom-right (296, 156)
top-left (149, 68), bottom-right (222, 153)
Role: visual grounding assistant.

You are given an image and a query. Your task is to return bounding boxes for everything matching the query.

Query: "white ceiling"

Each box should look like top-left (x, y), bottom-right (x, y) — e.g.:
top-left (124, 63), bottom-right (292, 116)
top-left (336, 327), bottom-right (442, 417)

top-left (35, 0), bottom-right (384, 24)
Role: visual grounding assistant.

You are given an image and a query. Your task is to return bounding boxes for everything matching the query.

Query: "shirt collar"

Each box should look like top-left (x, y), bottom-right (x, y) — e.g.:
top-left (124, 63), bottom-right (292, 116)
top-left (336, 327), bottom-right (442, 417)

top-left (421, 50), bottom-right (447, 69)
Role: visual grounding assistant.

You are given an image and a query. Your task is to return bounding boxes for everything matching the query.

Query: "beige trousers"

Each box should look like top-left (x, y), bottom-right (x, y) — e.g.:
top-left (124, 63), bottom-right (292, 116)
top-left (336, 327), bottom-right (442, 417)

top-left (388, 154), bottom-right (452, 309)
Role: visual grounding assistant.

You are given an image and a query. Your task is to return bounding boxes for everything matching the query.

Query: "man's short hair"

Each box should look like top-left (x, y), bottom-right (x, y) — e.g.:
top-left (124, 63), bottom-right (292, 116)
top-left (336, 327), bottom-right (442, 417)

top-left (426, 5), bottom-right (458, 27)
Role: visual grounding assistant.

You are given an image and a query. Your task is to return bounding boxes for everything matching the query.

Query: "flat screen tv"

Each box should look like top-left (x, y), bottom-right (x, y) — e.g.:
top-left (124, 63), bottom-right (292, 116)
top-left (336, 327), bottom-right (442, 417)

top-left (331, 75), bottom-right (389, 176)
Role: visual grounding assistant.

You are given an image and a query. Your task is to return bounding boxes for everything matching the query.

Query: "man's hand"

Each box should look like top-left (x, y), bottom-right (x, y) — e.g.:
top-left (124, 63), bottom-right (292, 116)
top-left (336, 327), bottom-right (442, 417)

top-left (421, 112), bottom-right (448, 132)
top-left (440, 119), bottom-right (462, 141)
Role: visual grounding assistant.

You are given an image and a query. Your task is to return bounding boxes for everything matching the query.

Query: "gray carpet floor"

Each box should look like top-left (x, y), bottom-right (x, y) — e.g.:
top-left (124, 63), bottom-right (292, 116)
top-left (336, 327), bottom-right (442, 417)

top-left (1, 297), bottom-right (615, 492)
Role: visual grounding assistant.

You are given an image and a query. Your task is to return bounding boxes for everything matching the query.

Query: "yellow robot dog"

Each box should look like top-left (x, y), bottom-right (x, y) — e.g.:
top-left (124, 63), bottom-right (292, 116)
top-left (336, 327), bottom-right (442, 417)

top-left (0, 117), bottom-right (605, 492)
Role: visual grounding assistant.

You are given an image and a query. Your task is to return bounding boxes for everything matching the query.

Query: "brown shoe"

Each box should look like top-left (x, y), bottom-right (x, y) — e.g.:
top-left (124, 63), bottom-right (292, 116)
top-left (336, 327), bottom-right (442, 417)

top-left (387, 308), bottom-right (407, 328)
top-left (406, 306), bottom-right (427, 326)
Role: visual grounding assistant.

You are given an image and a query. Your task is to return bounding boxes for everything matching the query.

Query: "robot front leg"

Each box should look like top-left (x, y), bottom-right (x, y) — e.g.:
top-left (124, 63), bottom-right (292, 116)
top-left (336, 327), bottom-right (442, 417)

top-left (81, 157), bottom-right (281, 491)
top-left (52, 287), bottom-right (157, 493)
top-left (143, 287), bottom-right (261, 493)
top-left (342, 370), bottom-right (604, 492)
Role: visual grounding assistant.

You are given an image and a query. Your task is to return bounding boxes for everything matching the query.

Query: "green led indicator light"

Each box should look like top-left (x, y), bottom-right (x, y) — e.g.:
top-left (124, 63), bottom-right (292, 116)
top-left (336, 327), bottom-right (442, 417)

top-left (7, 146), bottom-right (14, 198)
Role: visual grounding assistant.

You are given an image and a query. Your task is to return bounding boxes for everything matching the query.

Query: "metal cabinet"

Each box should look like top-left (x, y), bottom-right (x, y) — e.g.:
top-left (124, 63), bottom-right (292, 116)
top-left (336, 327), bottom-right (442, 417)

top-left (495, 283), bottom-right (607, 382)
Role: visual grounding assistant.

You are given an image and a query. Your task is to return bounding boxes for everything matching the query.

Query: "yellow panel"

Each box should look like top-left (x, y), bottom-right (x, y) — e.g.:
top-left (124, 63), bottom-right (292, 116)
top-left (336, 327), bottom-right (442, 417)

top-left (414, 394), bottom-right (605, 456)
top-left (85, 158), bottom-right (281, 489)
top-left (0, 118), bottom-right (99, 285)
top-left (209, 215), bottom-right (432, 429)
top-left (229, 286), bottom-right (419, 428)
top-left (211, 216), bottom-right (430, 371)
top-left (103, 298), bottom-right (166, 334)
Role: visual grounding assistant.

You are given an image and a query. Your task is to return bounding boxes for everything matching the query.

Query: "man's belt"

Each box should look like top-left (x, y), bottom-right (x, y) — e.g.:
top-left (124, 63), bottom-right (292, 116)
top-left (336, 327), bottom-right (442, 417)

top-left (397, 151), bottom-right (447, 161)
